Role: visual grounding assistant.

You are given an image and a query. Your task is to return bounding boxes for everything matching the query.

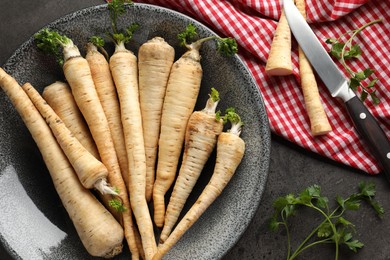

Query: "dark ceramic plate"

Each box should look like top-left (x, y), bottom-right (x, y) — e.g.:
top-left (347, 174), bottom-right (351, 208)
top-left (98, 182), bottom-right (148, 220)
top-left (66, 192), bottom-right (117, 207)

top-left (0, 3), bottom-right (270, 260)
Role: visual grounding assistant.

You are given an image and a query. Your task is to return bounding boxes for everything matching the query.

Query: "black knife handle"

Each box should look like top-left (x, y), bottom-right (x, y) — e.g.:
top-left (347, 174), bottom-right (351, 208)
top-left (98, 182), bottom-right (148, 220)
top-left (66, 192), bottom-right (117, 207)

top-left (345, 96), bottom-right (390, 180)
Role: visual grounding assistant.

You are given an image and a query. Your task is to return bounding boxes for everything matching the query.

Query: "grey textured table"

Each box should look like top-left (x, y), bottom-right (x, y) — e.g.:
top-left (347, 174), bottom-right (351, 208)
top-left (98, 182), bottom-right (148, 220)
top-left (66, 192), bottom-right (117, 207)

top-left (1, 1), bottom-right (389, 259)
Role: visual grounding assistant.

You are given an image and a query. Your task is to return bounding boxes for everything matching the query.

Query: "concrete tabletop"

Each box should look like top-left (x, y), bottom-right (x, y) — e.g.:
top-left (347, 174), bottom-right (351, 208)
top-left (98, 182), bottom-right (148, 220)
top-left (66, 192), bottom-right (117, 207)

top-left (1, 1), bottom-right (389, 259)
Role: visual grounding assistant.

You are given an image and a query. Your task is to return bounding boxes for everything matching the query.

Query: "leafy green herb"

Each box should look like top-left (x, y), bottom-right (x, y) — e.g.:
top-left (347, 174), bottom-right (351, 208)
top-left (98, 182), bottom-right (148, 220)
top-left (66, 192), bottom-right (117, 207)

top-left (113, 186), bottom-right (120, 194)
top-left (215, 110), bottom-right (222, 122)
top-left (221, 107), bottom-right (244, 136)
top-left (203, 88), bottom-right (221, 117)
top-left (89, 35), bottom-right (110, 60)
top-left (178, 24), bottom-right (238, 57)
top-left (177, 23), bottom-right (198, 47)
top-left (111, 23), bottom-right (140, 45)
top-left (108, 0), bottom-right (133, 33)
top-left (109, 198), bottom-right (127, 213)
top-left (34, 28), bottom-right (74, 66)
top-left (209, 87), bottom-right (220, 103)
top-left (269, 181), bottom-right (384, 260)
top-left (107, 0), bottom-right (138, 46)
top-left (90, 36), bottom-right (105, 48)
top-left (326, 19), bottom-right (382, 104)
top-left (216, 37), bottom-right (238, 56)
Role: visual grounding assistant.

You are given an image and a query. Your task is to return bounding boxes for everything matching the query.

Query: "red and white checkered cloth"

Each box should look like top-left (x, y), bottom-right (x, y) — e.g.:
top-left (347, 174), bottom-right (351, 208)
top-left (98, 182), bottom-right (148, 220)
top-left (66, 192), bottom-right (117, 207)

top-left (131, 0), bottom-right (390, 174)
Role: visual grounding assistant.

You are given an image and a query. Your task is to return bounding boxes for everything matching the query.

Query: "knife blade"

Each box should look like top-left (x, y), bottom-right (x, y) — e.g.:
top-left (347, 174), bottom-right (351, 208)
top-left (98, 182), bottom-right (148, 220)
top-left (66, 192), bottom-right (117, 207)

top-left (283, 0), bottom-right (390, 180)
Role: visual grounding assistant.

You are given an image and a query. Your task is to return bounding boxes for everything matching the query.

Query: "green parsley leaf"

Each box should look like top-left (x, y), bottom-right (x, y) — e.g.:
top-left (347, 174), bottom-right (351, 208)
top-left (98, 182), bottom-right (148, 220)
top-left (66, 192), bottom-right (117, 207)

top-left (363, 68), bottom-right (375, 78)
top-left (177, 23), bottom-right (198, 46)
top-left (216, 37), bottom-right (238, 56)
top-left (370, 91), bottom-right (380, 105)
top-left (326, 19), bottom-right (382, 104)
top-left (355, 71), bottom-right (367, 81)
top-left (344, 199), bottom-right (361, 211)
top-left (344, 239), bottom-right (364, 252)
top-left (337, 217), bottom-right (354, 228)
top-left (318, 222), bottom-right (332, 238)
top-left (367, 78), bottom-right (378, 88)
top-left (329, 42), bottom-right (344, 59)
top-left (315, 196), bottom-right (329, 209)
top-left (359, 181), bottom-right (376, 197)
top-left (268, 217), bottom-right (281, 231)
top-left (272, 196), bottom-right (289, 211)
top-left (349, 77), bottom-right (360, 91)
top-left (269, 181), bottom-right (383, 259)
top-left (360, 90), bottom-right (368, 102)
top-left (336, 195), bottom-right (345, 209)
top-left (344, 44), bottom-right (362, 59)
top-left (368, 199), bottom-right (385, 218)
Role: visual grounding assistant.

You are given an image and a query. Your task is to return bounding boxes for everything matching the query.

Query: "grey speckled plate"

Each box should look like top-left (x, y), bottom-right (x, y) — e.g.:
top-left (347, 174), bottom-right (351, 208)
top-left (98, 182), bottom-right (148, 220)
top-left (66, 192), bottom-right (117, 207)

top-left (0, 3), bottom-right (270, 260)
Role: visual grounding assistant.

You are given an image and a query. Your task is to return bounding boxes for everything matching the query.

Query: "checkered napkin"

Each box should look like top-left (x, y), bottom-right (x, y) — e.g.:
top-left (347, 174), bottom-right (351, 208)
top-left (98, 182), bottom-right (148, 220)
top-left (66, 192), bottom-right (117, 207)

top-left (131, 0), bottom-right (390, 174)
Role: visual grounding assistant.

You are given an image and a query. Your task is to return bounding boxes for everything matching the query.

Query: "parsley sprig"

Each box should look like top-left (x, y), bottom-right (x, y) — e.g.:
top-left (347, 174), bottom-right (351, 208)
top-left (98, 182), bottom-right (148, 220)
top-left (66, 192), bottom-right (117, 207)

top-left (326, 19), bottom-right (382, 104)
top-left (269, 182), bottom-right (384, 260)
top-left (178, 24), bottom-right (238, 57)
top-left (107, 0), bottom-right (139, 47)
top-left (109, 198), bottom-right (127, 213)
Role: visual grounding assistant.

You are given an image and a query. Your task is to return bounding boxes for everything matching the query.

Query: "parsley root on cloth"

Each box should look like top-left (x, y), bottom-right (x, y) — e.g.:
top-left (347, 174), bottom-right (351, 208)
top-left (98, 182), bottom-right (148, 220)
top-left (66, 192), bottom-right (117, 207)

top-left (265, 9), bottom-right (293, 76)
top-left (153, 24), bottom-right (238, 228)
top-left (138, 36), bottom-right (175, 202)
top-left (0, 68), bottom-right (124, 258)
top-left (295, 0), bottom-right (332, 136)
top-left (153, 108), bottom-right (245, 259)
top-left (159, 88), bottom-right (224, 244)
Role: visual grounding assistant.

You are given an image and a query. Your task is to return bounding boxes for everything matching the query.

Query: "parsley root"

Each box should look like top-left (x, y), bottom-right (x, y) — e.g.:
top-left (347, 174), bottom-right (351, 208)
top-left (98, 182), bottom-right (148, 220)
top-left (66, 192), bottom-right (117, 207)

top-left (295, 0), bottom-right (332, 136)
top-left (138, 36), bottom-right (175, 202)
top-left (265, 9), bottom-right (293, 76)
top-left (86, 41), bottom-right (129, 189)
top-left (35, 27), bottom-right (140, 260)
top-left (107, 1), bottom-right (156, 258)
top-left (22, 82), bottom-right (117, 195)
top-left (154, 108), bottom-right (245, 259)
top-left (42, 81), bottom-right (100, 159)
top-left (0, 68), bottom-right (124, 258)
top-left (159, 88), bottom-right (224, 244)
top-left (153, 24), bottom-right (238, 228)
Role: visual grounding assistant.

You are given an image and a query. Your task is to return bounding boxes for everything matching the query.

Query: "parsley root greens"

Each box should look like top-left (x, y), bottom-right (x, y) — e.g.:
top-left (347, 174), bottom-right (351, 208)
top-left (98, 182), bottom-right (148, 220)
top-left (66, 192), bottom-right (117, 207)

top-left (326, 19), bottom-right (382, 104)
top-left (0, 68), bottom-right (124, 258)
top-left (138, 36), bottom-right (175, 203)
top-left (269, 182), bottom-right (384, 260)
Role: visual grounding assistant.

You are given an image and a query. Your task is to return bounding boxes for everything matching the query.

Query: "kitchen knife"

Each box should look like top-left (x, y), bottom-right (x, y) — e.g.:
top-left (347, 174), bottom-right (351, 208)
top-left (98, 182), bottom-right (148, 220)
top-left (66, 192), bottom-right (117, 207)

top-left (283, 0), bottom-right (390, 180)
